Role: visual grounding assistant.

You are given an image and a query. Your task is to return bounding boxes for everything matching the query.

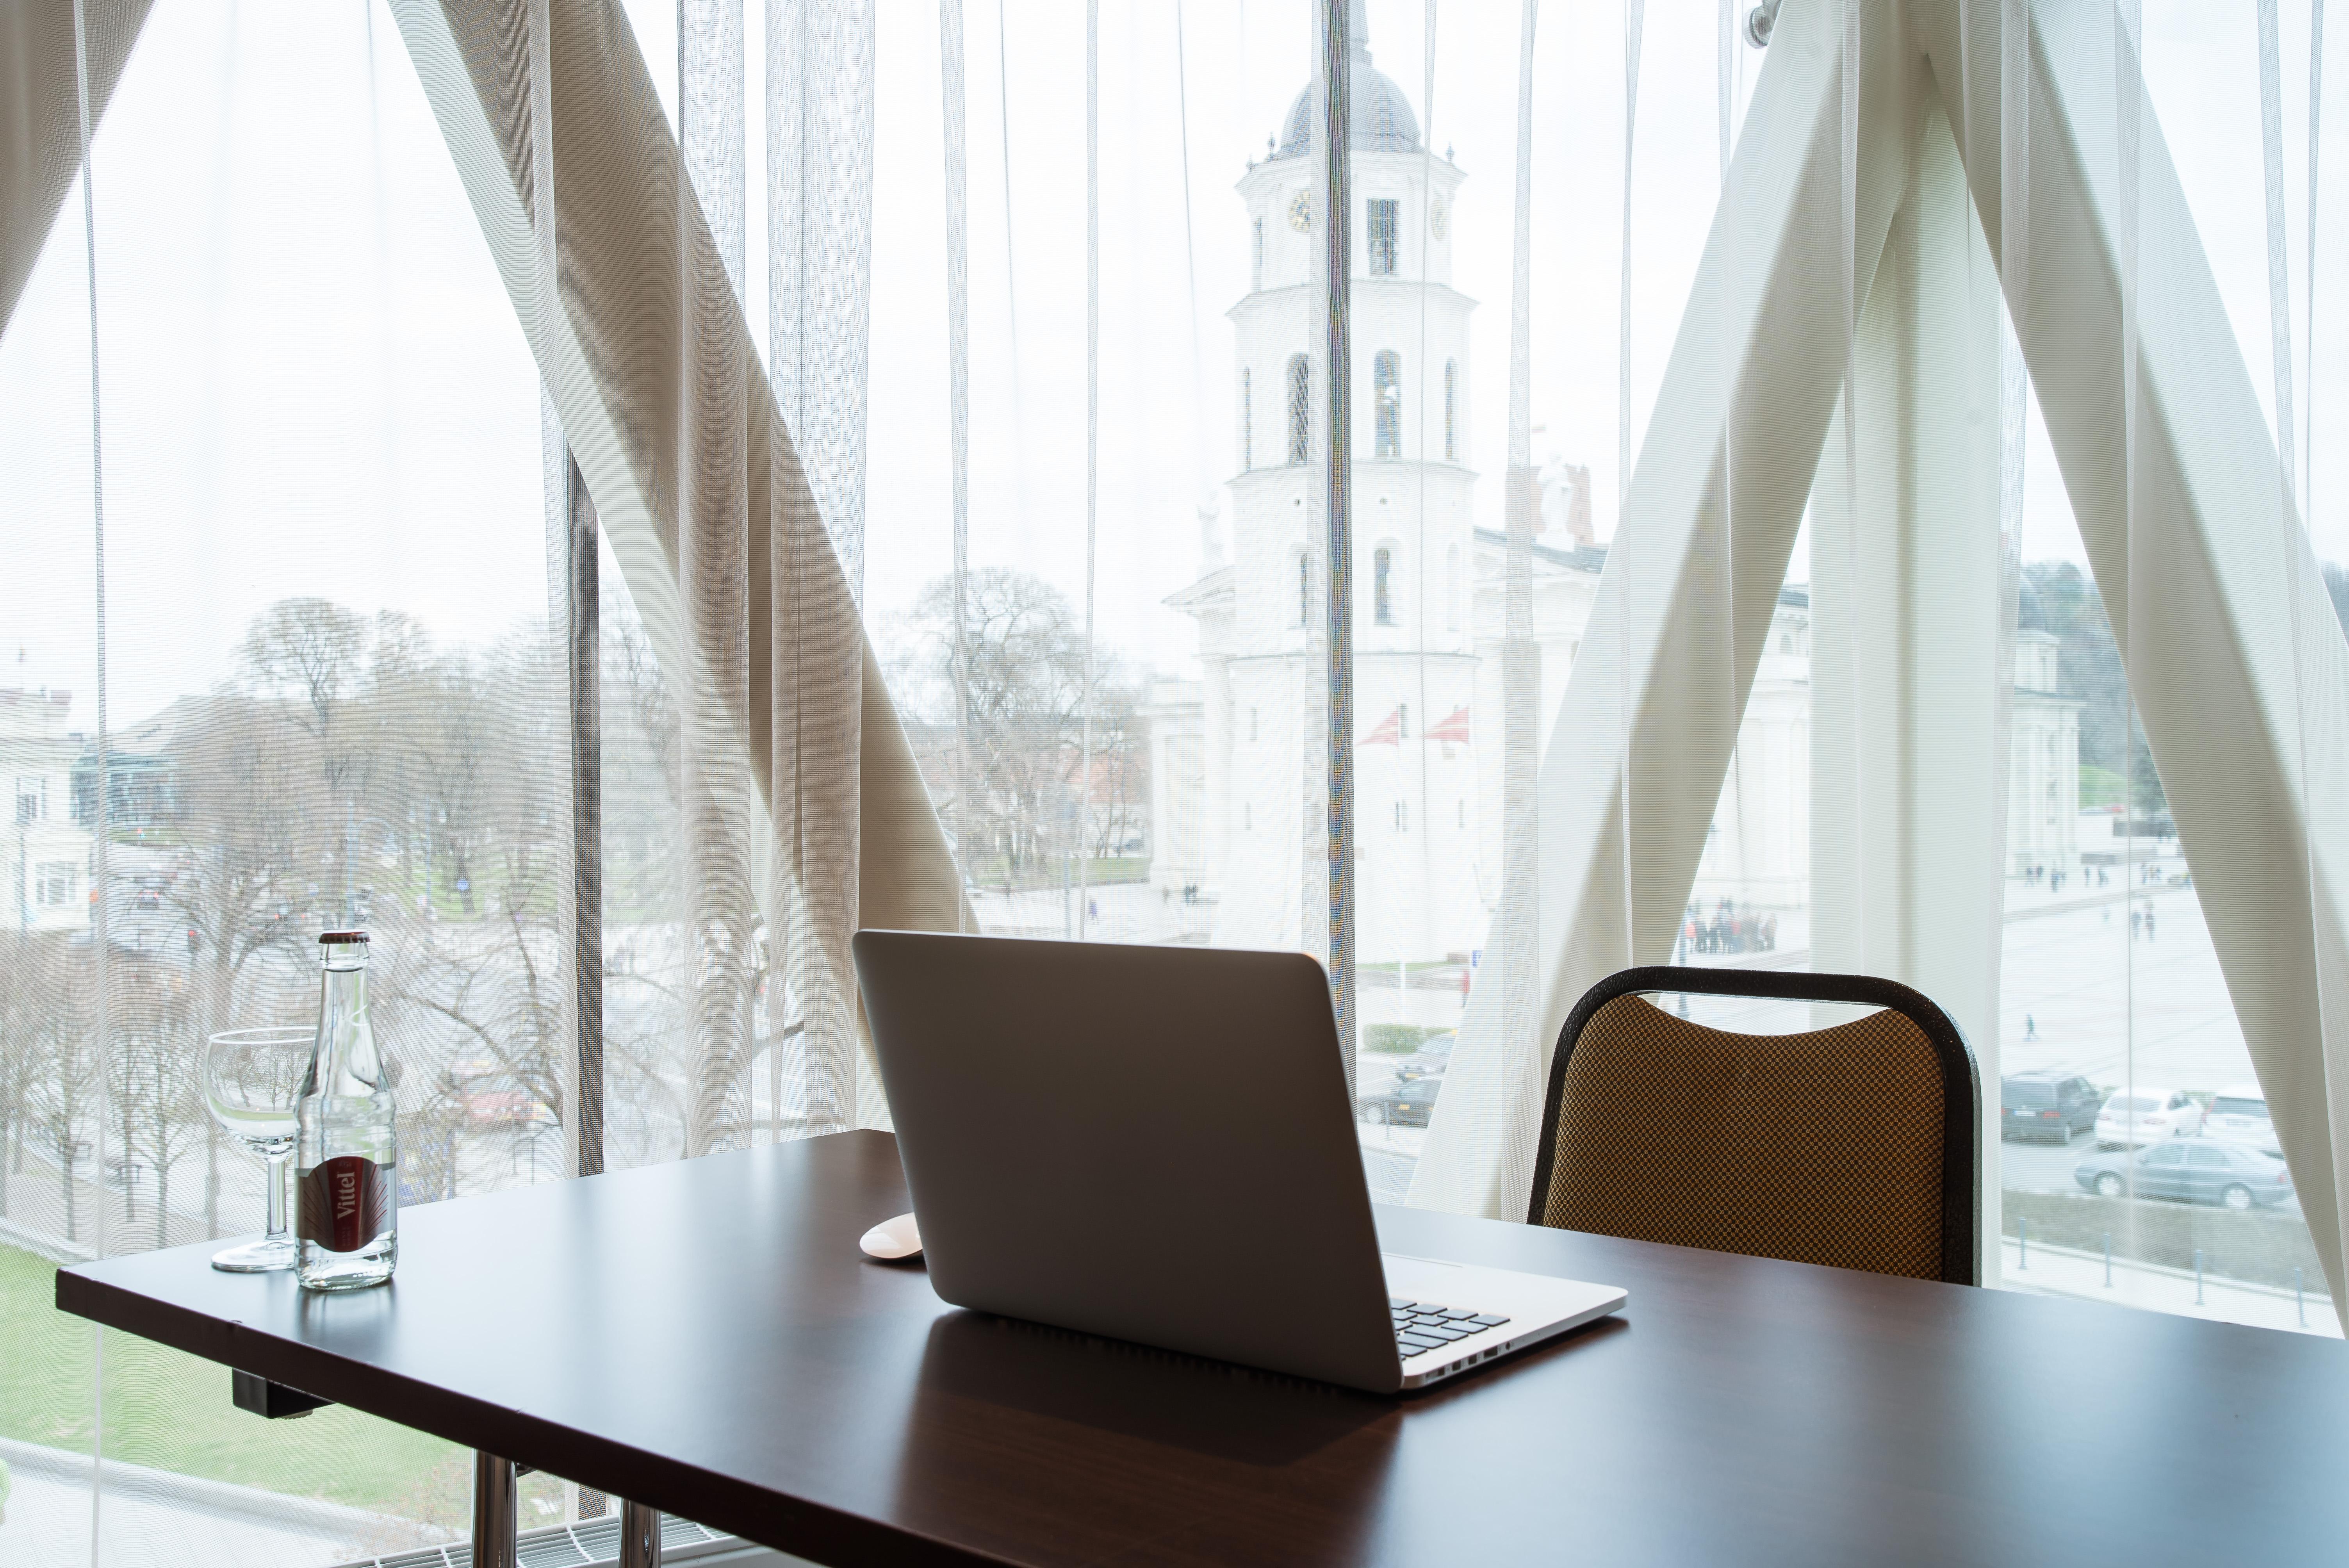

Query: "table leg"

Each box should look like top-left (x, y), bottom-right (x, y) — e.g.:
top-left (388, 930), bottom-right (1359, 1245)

top-left (471, 1451), bottom-right (516, 1568)
top-left (620, 1499), bottom-right (663, 1567)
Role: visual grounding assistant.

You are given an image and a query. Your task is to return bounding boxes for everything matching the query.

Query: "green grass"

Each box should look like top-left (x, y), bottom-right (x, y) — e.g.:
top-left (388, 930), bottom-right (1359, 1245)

top-left (1364, 1024), bottom-right (1446, 1054)
top-left (961, 854), bottom-right (1155, 892)
top-left (0, 1243), bottom-right (474, 1520)
top-left (2079, 764), bottom-right (2128, 809)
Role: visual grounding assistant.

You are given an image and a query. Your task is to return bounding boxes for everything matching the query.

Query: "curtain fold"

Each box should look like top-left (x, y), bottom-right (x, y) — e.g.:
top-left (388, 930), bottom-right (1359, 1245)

top-left (390, 0), bottom-right (967, 1144)
top-left (0, 0), bottom-right (151, 338)
top-left (769, 0), bottom-right (876, 1132)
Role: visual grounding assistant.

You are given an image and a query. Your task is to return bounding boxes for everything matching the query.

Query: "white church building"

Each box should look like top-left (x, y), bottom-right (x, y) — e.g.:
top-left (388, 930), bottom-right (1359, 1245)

top-left (1144, 20), bottom-right (2070, 964)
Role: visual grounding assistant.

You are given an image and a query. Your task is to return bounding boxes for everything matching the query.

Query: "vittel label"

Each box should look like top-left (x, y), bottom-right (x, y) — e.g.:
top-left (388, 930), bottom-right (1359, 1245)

top-left (298, 1156), bottom-right (392, 1253)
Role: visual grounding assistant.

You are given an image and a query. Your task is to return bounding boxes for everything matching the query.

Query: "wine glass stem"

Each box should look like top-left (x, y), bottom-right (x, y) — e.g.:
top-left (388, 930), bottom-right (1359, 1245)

top-left (265, 1152), bottom-right (291, 1244)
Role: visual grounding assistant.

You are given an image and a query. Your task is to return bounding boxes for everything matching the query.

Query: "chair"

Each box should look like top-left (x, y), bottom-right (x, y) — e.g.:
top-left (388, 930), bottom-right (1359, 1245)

top-left (1526, 965), bottom-right (1980, 1285)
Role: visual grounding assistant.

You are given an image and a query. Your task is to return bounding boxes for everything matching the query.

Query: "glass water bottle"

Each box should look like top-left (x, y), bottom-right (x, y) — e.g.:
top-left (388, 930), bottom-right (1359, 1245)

top-left (296, 931), bottom-right (399, 1290)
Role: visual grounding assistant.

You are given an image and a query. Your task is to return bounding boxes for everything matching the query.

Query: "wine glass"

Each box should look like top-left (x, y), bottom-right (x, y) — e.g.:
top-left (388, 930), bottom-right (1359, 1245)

top-left (203, 1026), bottom-right (312, 1272)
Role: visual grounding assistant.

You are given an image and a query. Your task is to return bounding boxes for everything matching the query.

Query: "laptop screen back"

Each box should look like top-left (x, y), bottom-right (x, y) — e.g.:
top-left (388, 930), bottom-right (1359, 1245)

top-left (852, 931), bottom-right (1401, 1391)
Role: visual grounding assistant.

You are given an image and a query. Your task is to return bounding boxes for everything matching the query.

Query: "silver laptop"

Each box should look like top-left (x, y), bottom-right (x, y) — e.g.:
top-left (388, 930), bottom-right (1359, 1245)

top-left (852, 930), bottom-right (1626, 1395)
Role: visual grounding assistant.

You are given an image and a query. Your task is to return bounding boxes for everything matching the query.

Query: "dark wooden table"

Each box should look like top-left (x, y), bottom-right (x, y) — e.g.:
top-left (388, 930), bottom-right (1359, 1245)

top-left (57, 1130), bottom-right (2349, 1566)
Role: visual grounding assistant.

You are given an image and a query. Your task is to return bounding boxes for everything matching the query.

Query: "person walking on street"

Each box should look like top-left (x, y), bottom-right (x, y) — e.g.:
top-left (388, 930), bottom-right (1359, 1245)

top-left (2025, 1014), bottom-right (2037, 1042)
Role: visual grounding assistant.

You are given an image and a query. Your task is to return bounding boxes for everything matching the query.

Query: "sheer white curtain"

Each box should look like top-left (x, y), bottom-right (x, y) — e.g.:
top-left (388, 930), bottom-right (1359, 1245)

top-left (387, 0), bottom-right (961, 1160)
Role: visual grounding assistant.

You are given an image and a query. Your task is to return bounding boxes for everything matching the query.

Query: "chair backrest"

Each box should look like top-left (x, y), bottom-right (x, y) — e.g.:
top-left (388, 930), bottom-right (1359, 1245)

top-left (1527, 966), bottom-right (1980, 1285)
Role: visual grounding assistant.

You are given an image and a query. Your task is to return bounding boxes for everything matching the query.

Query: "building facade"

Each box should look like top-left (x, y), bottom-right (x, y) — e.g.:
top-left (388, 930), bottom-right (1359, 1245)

top-left (2008, 625), bottom-right (2085, 877)
top-left (1147, 21), bottom-right (2071, 959)
top-left (2, 688), bottom-right (93, 935)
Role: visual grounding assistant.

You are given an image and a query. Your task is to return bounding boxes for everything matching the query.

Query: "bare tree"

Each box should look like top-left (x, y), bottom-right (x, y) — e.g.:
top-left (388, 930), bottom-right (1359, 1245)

top-left (889, 567), bottom-right (1151, 887)
top-left (158, 694), bottom-right (321, 1037)
top-left (595, 591), bottom-right (771, 1161)
top-left (241, 597), bottom-right (375, 797)
top-left (0, 932), bottom-right (53, 1216)
top-left (377, 629), bottom-right (572, 1137)
top-left (107, 960), bottom-right (207, 1247)
top-left (1081, 682), bottom-right (1151, 860)
top-left (20, 939), bottom-right (98, 1242)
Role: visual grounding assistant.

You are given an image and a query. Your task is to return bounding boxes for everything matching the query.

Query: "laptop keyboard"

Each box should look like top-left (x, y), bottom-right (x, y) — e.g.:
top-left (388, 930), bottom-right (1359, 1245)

top-left (1390, 1297), bottom-right (1510, 1358)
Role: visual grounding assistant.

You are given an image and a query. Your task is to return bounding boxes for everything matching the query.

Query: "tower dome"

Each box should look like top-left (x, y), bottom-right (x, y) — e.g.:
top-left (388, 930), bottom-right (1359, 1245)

top-left (2017, 576), bottom-right (2050, 633)
top-left (1273, 0), bottom-right (1421, 157)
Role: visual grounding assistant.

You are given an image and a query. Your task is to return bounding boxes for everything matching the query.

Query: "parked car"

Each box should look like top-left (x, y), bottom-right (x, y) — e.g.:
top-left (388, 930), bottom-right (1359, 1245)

top-left (2000, 1072), bottom-right (2100, 1143)
top-left (1359, 1073), bottom-right (1442, 1127)
top-left (2094, 1087), bottom-right (2203, 1149)
top-left (2203, 1083), bottom-right (2283, 1157)
top-left (1394, 1032), bottom-right (1455, 1082)
top-left (2075, 1140), bottom-right (2294, 1210)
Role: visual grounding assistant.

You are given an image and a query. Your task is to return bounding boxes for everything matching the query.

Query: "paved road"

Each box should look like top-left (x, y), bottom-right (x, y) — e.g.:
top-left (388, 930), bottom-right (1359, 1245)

top-left (1998, 881), bottom-right (2248, 1089)
top-left (1997, 1124), bottom-right (2304, 1217)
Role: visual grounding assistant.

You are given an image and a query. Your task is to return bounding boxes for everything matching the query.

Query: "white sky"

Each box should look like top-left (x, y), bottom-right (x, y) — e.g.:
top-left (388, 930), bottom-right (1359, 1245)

top-left (1, 0), bottom-right (2342, 728)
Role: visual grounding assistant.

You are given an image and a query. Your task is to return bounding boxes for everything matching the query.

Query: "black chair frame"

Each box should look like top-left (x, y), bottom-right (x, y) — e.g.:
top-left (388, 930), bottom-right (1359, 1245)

top-left (1525, 965), bottom-right (1983, 1286)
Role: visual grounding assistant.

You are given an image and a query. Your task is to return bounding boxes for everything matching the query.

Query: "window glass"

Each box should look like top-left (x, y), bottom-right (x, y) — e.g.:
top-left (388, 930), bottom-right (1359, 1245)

top-left (1442, 359), bottom-right (1456, 461)
top-left (1367, 197), bottom-right (1399, 276)
top-left (1241, 367), bottom-right (1253, 470)
top-left (0, 2), bottom-right (613, 1549)
top-left (1373, 349), bottom-right (1401, 458)
top-left (1287, 355), bottom-right (1310, 464)
top-left (1991, 4), bottom-right (2330, 1338)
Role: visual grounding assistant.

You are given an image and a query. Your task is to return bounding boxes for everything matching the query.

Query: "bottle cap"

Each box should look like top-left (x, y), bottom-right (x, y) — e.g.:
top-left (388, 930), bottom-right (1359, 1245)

top-left (318, 930), bottom-right (371, 944)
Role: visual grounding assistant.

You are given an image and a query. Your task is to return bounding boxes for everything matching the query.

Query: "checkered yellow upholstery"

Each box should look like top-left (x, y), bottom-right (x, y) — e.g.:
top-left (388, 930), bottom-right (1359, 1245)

top-left (1535, 995), bottom-right (1950, 1281)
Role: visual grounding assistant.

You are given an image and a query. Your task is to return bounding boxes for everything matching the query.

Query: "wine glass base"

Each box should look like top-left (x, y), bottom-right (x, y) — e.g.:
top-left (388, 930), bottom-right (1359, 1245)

top-left (211, 1235), bottom-right (297, 1273)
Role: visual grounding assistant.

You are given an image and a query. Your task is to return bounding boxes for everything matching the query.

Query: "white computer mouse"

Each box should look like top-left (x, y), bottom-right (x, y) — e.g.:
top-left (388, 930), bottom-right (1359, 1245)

top-left (858, 1211), bottom-right (922, 1261)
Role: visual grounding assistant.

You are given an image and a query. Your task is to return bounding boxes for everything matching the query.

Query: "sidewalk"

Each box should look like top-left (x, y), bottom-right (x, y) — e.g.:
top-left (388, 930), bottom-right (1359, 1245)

top-left (0, 1142), bottom-right (221, 1261)
top-left (1998, 1235), bottom-right (2339, 1338)
top-left (0, 1437), bottom-right (396, 1568)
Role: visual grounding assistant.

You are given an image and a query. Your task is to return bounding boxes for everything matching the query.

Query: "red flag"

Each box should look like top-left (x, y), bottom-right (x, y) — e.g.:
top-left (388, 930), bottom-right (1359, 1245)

top-left (1429, 706), bottom-right (1471, 745)
top-left (1358, 707), bottom-right (1402, 746)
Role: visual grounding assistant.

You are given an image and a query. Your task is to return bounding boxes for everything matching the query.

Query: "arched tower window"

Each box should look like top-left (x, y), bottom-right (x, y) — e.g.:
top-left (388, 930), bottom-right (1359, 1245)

top-left (1367, 198), bottom-right (1399, 276)
top-left (1287, 355), bottom-right (1310, 465)
top-left (1241, 368), bottom-right (1253, 470)
top-left (1253, 217), bottom-right (1264, 290)
top-left (1444, 360), bottom-right (1458, 461)
top-left (1297, 549), bottom-right (1312, 627)
top-left (1374, 351), bottom-right (1401, 459)
top-left (1374, 546), bottom-right (1395, 624)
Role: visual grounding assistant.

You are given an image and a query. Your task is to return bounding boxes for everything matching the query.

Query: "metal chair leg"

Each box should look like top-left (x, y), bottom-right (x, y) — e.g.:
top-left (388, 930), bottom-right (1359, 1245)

top-left (471, 1452), bottom-right (516, 1568)
top-left (620, 1499), bottom-right (663, 1567)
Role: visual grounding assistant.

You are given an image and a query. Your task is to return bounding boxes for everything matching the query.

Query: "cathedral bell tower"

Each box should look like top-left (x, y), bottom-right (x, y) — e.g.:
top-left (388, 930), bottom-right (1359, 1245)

top-left (1163, 8), bottom-right (1487, 966)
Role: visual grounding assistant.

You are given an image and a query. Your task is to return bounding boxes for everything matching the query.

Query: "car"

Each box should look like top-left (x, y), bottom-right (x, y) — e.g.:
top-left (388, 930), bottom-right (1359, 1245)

top-left (2093, 1086), bottom-right (2203, 1148)
top-left (2203, 1083), bottom-right (2283, 1157)
top-left (1394, 1031), bottom-right (1455, 1082)
top-left (2000, 1071), bottom-right (2100, 1143)
top-left (2075, 1140), bottom-right (2294, 1210)
top-left (1358, 1073), bottom-right (1442, 1127)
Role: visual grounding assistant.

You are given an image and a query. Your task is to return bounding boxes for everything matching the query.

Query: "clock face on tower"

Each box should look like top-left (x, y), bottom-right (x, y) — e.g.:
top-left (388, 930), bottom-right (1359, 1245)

top-left (1287, 190), bottom-right (1312, 233)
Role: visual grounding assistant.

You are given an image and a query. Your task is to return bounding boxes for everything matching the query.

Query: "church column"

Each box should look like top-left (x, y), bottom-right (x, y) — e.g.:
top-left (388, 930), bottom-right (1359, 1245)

top-left (1202, 653), bottom-right (1232, 897)
top-left (1808, 85), bottom-right (2005, 1282)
